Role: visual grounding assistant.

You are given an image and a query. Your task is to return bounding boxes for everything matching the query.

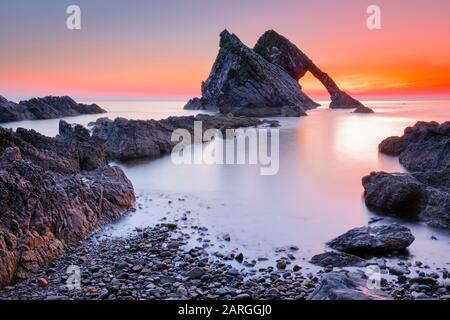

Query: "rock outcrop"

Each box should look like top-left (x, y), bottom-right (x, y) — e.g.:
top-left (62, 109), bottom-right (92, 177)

top-left (91, 113), bottom-right (279, 161)
top-left (309, 271), bottom-right (390, 300)
top-left (184, 30), bottom-right (318, 117)
top-left (327, 224), bottom-right (415, 255)
top-left (363, 172), bottom-right (450, 228)
top-left (254, 30), bottom-right (366, 110)
top-left (363, 172), bottom-right (425, 216)
top-left (1, 120), bottom-right (107, 175)
top-left (0, 125), bottom-right (135, 287)
top-left (0, 96), bottom-right (106, 123)
top-left (379, 121), bottom-right (450, 172)
top-left (0, 96), bottom-right (35, 122)
top-left (363, 121), bottom-right (450, 228)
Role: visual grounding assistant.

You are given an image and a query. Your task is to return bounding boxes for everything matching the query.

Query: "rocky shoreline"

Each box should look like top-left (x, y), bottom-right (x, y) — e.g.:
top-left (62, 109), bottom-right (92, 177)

top-left (1, 116), bottom-right (449, 300)
top-left (0, 113), bottom-right (277, 288)
top-left (0, 215), bottom-right (448, 300)
top-left (0, 122), bottom-right (135, 287)
top-left (0, 101), bottom-right (448, 300)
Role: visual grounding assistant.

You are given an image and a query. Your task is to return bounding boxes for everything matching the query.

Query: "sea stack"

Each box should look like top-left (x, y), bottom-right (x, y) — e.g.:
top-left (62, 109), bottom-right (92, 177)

top-left (184, 30), bottom-right (318, 117)
top-left (254, 30), bottom-right (368, 110)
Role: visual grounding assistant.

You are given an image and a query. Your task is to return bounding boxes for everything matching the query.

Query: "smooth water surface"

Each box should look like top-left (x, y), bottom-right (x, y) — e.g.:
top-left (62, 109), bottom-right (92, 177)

top-left (2, 100), bottom-right (449, 269)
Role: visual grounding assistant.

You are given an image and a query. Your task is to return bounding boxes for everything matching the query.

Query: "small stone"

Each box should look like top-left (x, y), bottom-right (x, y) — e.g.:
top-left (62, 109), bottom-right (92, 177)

top-left (412, 292), bottom-right (432, 300)
top-left (293, 265), bottom-right (302, 272)
top-left (235, 253), bottom-right (244, 263)
top-left (277, 260), bottom-right (287, 270)
top-left (235, 293), bottom-right (251, 300)
top-left (132, 265), bottom-right (144, 272)
top-left (324, 265), bottom-right (333, 273)
top-left (38, 278), bottom-right (49, 287)
top-left (186, 267), bottom-right (205, 279)
top-left (222, 234), bottom-right (231, 242)
top-left (389, 266), bottom-right (409, 276)
top-left (176, 286), bottom-right (188, 297)
top-left (397, 275), bottom-right (407, 284)
top-left (228, 268), bottom-right (239, 276)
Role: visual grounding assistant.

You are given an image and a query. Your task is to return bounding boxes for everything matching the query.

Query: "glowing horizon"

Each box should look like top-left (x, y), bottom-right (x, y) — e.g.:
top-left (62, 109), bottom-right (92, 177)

top-left (1, 0), bottom-right (449, 101)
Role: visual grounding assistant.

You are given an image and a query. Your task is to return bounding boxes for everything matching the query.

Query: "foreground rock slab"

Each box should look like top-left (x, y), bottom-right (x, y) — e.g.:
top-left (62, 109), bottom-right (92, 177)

top-left (184, 30), bottom-right (318, 117)
top-left (0, 96), bottom-right (106, 123)
top-left (327, 224), bottom-right (415, 255)
top-left (309, 272), bottom-right (390, 300)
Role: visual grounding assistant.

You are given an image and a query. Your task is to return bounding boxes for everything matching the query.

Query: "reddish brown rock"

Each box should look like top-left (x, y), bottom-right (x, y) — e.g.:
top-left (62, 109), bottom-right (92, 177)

top-left (0, 127), bottom-right (135, 288)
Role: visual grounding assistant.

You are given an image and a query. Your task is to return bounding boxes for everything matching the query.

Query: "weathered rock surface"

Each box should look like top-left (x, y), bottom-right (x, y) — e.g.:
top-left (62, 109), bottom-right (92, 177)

top-left (309, 251), bottom-right (366, 268)
top-left (91, 113), bottom-right (279, 161)
top-left (184, 30), bottom-right (318, 117)
top-left (363, 172), bottom-right (425, 216)
top-left (254, 30), bottom-right (366, 110)
top-left (0, 96), bottom-right (106, 123)
top-left (364, 121), bottom-right (450, 228)
top-left (0, 126), bottom-right (135, 287)
top-left (0, 96), bottom-right (34, 122)
top-left (1, 120), bottom-right (107, 175)
top-left (309, 271), bottom-right (390, 300)
top-left (327, 224), bottom-right (415, 255)
top-left (363, 172), bottom-right (450, 228)
top-left (379, 121), bottom-right (450, 172)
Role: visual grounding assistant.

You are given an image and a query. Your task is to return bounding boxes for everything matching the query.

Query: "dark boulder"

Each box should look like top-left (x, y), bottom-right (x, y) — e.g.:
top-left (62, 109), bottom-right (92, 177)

top-left (254, 30), bottom-right (366, 110)
top-left (363, 171), bottom-right (450, 228)
top-left (184, 30), bottom-right (318, 117)
top-left (362, 172), bottom-right (426, 216)
top-left (310, 251), bottom-right (366, 268)
top-left (327, 224), bottom-right (415, 255)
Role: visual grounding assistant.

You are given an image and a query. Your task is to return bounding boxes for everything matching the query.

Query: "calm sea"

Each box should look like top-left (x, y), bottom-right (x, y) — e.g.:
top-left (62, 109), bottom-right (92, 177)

top-left (2, 100), bottom-right (449, 270)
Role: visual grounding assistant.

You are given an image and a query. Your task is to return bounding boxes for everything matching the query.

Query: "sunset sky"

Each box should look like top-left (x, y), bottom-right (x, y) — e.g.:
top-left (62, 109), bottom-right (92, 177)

top-left (1, 0), bottom-right (449, 100)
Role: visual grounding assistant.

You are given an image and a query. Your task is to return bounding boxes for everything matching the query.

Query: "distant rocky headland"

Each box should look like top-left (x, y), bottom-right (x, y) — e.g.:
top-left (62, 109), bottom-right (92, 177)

top-left (185, 30), bottom-right (373, 116)
top-left (0, 96), bottom-right (106, 123)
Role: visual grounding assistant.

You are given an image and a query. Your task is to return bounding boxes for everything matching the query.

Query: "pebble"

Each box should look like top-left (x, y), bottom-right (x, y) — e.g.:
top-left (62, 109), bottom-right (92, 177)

top-left (277, 260), bottom-right (287, 270)
top-left (186, 267), bottom-right (205, 279)
top-left (37, 278), bottom-right (49, 288)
